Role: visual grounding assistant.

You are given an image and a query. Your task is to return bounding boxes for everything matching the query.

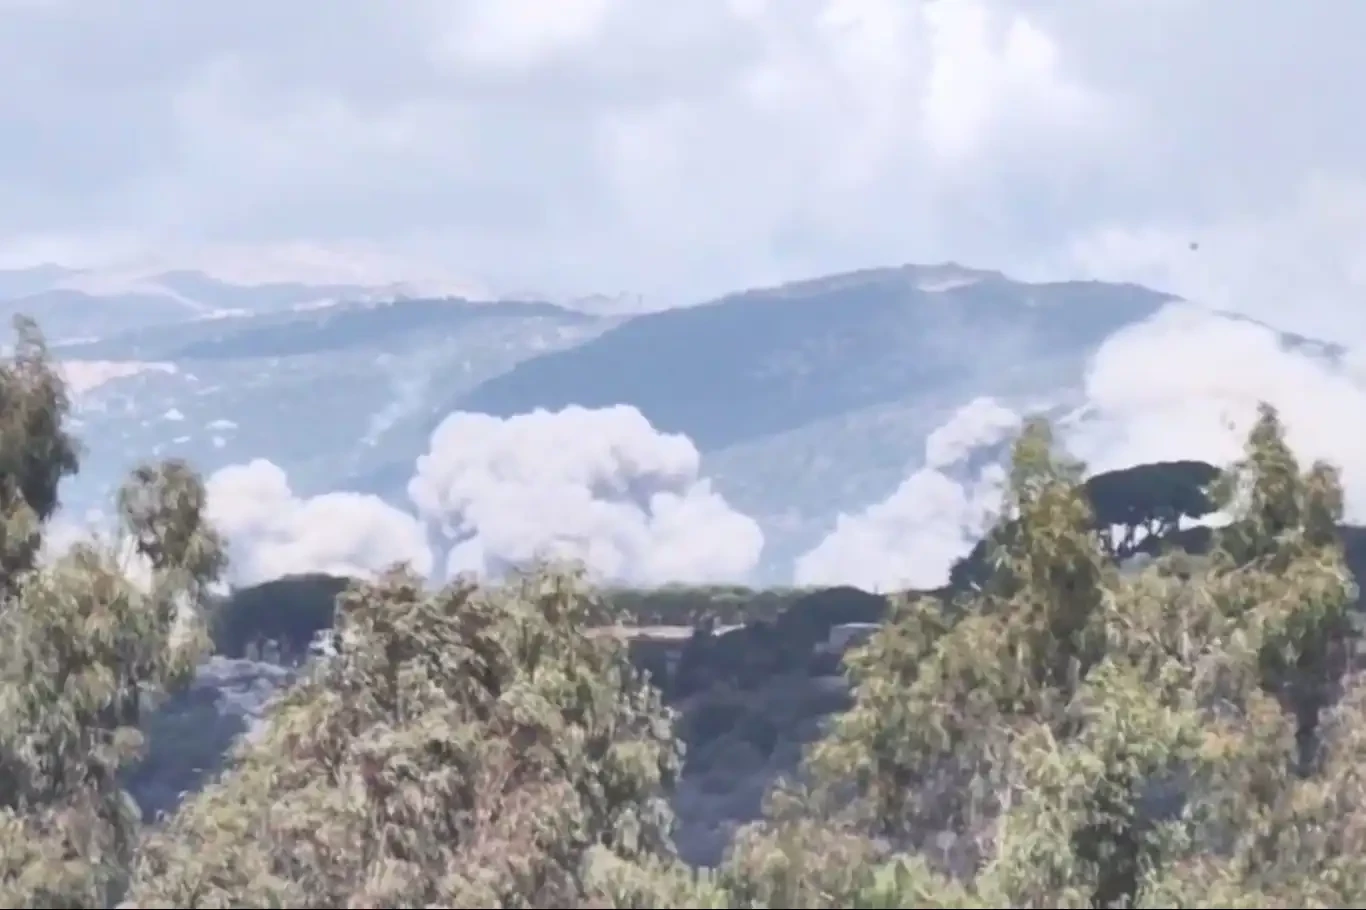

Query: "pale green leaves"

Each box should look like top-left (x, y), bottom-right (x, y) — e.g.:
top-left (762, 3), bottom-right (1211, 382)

top-left (0, 318), bottom-right (227, 907)
top-left (736, 402), bottom-right (1366, 910)
top-left (127, 563), bottom-right (687, 908)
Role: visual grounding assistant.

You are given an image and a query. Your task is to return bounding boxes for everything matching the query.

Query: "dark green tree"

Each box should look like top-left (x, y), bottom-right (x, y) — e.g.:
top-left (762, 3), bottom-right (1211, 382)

top-left (0, 316), bottom-right (81, 597)
top-left (1085, 459), bottom-right (1220, 559)
top-left (949, 458), bottom-right (1221, 589)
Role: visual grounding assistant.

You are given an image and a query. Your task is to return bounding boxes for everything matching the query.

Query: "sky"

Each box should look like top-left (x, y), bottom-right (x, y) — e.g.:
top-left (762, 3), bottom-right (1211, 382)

top-left (16, 1), bottom-right (1366, 591)
top-left (3, 0), bottom-right (1366, 332)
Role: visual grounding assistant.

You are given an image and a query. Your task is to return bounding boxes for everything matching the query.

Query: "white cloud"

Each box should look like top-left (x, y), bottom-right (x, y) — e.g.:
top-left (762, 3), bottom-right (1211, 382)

top-left (206, 458), bottom-right (433, 585)
top-left (408, 406), bottom-right (763, 585)
top-left (52, 407), bottom-right (761, 591)
top-left (795, 465), bottom-right (1006, 592)
top-left (1051, 178), bottom-right (1366, 343)
top-left (441, 0), bottom-right (614, 71)
top-left (8, 1), bottom-right (1366, 593)
top-left (923, 396), bottom-right (1023, 469)
top-left (914, 0), bottom-right (1106, 168)
top-left (41, 511), bottom-right (161, 594)
top-left (5, 0), bottom-right (1360, 318)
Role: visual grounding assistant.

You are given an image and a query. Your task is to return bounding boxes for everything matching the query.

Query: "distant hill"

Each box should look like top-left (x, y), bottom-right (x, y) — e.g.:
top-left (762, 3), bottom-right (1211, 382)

top-left (451, 264), bottom-right (1175, 451)
top-left (42, 294), bottom-right (613, 517)
top-left (16, 259), bottom-right (1343, 583)
top-left (0, 265), bottom-right (447, 342)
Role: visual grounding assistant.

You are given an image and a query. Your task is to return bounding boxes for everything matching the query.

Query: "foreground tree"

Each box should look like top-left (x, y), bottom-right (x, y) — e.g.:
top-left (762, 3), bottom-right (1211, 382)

top-left (7, 309), bottom-right (1360, 908)
top-left (0, 318), bottom-right (226, 906)
top-left (721, 404), bottom-right (1363, 908)
top-left (0, 316), bottom-right (81, 596)
top-left (125, 564), bottom-right (706, 908)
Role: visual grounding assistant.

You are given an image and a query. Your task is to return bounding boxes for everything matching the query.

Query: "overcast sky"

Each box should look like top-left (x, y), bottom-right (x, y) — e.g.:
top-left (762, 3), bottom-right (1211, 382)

top-left (19, 1), bottom-right (1366, 589)
top-left (2, 0), bottom-right (1364, 332)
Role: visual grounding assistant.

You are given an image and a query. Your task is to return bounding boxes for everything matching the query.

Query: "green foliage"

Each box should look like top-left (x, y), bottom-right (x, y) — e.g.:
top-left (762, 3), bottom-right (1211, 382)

top-left (604, 584), bottom-right (813, 627)
top-left (209, 572), bottom-right (352, 659)
top-left (2, 312), bottom-right (1364, 909)
top-left (0, 316), bottom-right (81, 598)
top-left (718, 788), bottom-right (890, 907)
top-left (117, 459), bottom-right (227, 590)
top-left (208, 578), bottom-right (814, 666)
top-left (0, 318), bottom-right (225, 907)
top-left (803, 418), bottom-right (1110, 849)
top-left (720, 403), bottom-right (1364, 909)
top-left (124, 564), bottom-right (693, 908)
top-left (1086, 459), bottom-right (1220, 557)
top-left (950, 457), bottom-right (1222, 588)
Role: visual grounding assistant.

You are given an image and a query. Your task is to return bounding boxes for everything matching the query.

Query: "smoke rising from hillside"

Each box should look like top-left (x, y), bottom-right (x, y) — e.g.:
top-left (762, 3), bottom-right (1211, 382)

top-left (206, 406), bottom-right (763, 587)
top-left (407, 406), bottom-right (764, 585)
top-left (798, 303), bottom-right (1366, 592)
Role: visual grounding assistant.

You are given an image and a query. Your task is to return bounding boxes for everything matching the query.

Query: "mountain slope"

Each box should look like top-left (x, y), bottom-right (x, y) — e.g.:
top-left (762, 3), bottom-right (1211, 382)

top-left (53, 297), bottom-right (612, 515)
top-left (26, 260), bottom-right (1316, 586)
top-left (425, 264), bottom-right (1177, 573)
top-left (451, 264), bottom-right (1175, 451)
top-left (0, 264), bottom-right (475, 342)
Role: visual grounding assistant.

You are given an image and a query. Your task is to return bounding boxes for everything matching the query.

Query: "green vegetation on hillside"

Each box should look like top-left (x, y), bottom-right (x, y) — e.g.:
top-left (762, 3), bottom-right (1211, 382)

top-left (1, 314), bottom-right (1366, 906)
top-left (209, 572), bottom-right (351, 659)
top-left (601, 583), bottom-right (814, 627)
top-left (210, 458), bottom-right (1227, 658)
top-left (209, 578), bottom-right (813, 661)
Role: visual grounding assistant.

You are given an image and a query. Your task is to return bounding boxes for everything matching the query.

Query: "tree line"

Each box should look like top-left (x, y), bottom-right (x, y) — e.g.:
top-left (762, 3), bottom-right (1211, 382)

top-left (0, 315), bottom-right (1362, 907)
top-left (211, 457), bottom-right (1229, 662)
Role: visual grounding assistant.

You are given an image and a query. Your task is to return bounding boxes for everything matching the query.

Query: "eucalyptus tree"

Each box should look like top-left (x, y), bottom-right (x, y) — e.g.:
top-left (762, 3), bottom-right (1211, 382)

top-left (0, 318), bottom-right (226, 907)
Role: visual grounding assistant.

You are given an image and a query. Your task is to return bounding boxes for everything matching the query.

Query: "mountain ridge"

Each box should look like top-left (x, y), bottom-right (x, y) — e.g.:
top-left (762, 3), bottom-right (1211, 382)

top-left (6, 259), bottom-right (1336, 587)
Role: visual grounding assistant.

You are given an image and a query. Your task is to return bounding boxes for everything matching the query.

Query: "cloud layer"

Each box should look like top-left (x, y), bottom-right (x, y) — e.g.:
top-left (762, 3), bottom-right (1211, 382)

top-left (59, 302), bottom-right (1366, 593)
top-left (407, 406), bottom-right (763, 585)
top-left (795, 396), bottom-right (1019, 590)
top-left (3, 0), bottom-right (1365, 328)
top-left (1065, 304), bottom-right (1366, 521)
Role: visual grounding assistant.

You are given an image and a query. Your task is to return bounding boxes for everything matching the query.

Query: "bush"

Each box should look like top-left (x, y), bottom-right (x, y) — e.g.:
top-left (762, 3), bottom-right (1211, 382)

top-left (209, 572), bottom-right (352, 658)
top-left (604, 584), bottom-right (813, 627)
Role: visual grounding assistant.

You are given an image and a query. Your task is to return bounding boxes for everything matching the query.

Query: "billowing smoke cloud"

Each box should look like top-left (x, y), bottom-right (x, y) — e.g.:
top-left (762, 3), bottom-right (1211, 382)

top-left (795, 397), bottom-right (1021, 591)
top-left (206, 459), bottom-right (433, 585)
top-left (407, 405), bottom-right (764, 586)
top-left (1064, 302), bottom-right (1366, 519)
top-left (191, 407), bottom-right (760, 589)
top-left (798, 302), bottom-right (1366, 590)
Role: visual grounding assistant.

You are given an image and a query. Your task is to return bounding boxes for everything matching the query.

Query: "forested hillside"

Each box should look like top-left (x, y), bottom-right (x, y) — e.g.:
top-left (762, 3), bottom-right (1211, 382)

top-left (2, 315), bottom-right (1365, 907)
